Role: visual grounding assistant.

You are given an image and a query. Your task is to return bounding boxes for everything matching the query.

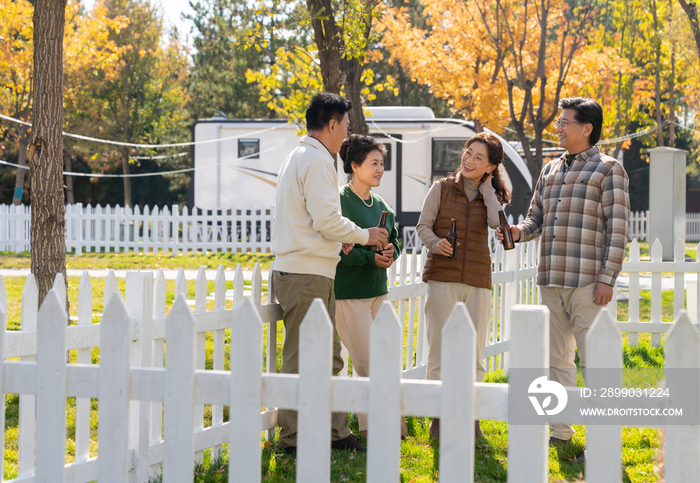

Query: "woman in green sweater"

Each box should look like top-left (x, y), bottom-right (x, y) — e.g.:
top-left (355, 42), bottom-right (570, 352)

top-left (335, 134), bottom-right (401, 437)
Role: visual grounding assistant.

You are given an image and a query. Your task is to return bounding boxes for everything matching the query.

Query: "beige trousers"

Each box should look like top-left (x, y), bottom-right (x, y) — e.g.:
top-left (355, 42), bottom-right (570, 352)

top-left (272, 271), bottom-right (351, 447)
top-left (424, 281), bottom-right (491, 383)
top-left (335, 295), bottom-right (388, 432)
top-left (540, 283), bottom-right (603, 440)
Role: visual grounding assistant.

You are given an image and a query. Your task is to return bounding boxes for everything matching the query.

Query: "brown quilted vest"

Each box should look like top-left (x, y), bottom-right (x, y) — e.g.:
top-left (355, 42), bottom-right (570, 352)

top-left (421, 174), bottom-right (492, 289)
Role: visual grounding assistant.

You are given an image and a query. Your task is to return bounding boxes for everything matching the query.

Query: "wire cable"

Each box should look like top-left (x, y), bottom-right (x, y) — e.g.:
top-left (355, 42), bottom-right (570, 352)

top-left (0, 141), bottom-right (296, 178)
top-left (0, 113), bottom-right (287, 149)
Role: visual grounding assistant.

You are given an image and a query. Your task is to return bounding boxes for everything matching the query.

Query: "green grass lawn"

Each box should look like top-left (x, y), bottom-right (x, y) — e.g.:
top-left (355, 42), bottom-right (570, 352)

top-left (0, 250), bottom-right (274, 271)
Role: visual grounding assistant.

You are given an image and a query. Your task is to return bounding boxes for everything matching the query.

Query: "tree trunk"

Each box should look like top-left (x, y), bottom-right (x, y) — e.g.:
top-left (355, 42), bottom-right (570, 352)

top-left (678, 0), bottom-right (700, 56)
top-left (13, 125), bottom-right (30, 205)
top-left (398, 64), bottom-right (407, 106)
top-left (122, 150), bottom-right (132, 207)
top-left (307, 0), bottom-right (342, 94)
top-left (341, 57), bottom-right (369, 135)
top-left (29, 0), bottom-right (68, 309)
top-left (64, 148), bottom-right (74, 204)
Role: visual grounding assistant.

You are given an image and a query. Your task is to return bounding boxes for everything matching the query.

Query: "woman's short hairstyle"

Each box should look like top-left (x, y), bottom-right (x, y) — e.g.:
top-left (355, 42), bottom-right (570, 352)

top-left (558, 97), bottom-right (603, 146)
top-left (306, 93), bottom-right (352, 132)
top-left (339, 134), bottom-right (387, 177)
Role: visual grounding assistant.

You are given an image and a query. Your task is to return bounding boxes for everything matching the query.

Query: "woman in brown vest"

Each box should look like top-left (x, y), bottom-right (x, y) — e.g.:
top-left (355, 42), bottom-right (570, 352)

top-left (416, 132), bottom-right (511, 441)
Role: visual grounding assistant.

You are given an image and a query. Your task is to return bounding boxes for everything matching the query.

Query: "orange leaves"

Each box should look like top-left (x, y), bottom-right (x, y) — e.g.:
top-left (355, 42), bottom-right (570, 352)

top-left (381, 0), bottom-right (509, 130)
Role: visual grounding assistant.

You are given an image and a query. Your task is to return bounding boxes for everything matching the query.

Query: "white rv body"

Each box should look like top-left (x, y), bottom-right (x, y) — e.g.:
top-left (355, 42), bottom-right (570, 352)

top-left (192, 107), bottom-right (533, 226)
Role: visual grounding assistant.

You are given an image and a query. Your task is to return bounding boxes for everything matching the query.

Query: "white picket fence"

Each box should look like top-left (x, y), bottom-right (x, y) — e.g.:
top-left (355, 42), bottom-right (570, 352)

top-left (0, 203), bottom-right (274, 254)
top-left (629, 210), bottom-right (700, 242)
top-left (5, 203), bottom-right (700, 252)
top-left (2, 282), bottom-right (700, 482)
top-left (3, 237), bottom-right (700, 481)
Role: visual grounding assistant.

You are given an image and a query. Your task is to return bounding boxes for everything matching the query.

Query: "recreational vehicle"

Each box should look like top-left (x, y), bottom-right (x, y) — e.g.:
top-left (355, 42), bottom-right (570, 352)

top-left (191, 107), bottom-right (533, 228)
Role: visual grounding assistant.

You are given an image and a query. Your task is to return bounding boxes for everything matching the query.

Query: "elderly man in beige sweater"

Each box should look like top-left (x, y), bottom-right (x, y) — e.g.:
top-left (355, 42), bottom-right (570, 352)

top-left (271, 93), bottom-right (388, 455)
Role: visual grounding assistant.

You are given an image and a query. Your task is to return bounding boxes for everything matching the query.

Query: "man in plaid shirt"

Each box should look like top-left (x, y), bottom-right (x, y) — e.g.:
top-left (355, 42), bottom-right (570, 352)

top-left (498, 97), bottom-right (630, 451)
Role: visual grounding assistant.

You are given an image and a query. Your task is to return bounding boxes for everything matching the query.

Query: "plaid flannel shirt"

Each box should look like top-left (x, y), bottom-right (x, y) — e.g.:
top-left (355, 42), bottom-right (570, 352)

top-left (517, 146), bottom-right (630, 288)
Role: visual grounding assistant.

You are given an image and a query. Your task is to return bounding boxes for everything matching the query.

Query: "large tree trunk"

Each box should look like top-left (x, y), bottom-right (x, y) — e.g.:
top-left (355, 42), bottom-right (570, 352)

top-left (678, 0), bottom-right (700, 55)
top-left (307, 0), bottom-right (342, 94)
top-left (29, 0), bottom-right (68, 309)
top-left (13, 125), bottom-right (30, 205)
top-left (341, 57), bottom-right (369, 135)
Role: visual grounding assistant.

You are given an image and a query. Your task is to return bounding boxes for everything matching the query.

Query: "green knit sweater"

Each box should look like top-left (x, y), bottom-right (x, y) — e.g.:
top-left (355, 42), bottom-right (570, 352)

top-left (334, 185), bottom-right (401, 300)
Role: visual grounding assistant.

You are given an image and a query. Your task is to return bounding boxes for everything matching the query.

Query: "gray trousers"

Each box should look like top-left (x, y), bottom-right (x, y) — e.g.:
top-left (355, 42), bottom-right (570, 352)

top-left (272, 271), bottom-right (351, 447)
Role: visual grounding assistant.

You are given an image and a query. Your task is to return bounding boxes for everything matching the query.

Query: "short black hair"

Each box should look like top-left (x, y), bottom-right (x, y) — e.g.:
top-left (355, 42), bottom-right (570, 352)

top-left (339, 134), bottom-right (387, 175)
top-left (305, 93), bottom-right (352, 132)
top-left (558, 97), bottom-right (603, 146)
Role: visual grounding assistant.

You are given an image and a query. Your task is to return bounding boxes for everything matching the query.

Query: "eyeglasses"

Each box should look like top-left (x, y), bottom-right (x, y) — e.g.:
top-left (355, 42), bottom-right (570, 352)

top-left (554, 120), bottom-right (583, 130)
top-left (463, 148), bottom-right (486, 165)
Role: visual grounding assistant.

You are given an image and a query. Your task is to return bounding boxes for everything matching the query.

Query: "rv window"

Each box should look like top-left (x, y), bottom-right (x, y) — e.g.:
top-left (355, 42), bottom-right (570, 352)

top-left (432, 140), bottom-right (467, 180)
top-left (381, 143), bottom-right (392, 171)
top-left (238, 139), bottom-right (260, 159)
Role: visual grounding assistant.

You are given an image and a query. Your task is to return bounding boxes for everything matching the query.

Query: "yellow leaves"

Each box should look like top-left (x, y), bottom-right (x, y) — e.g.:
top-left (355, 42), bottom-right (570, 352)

top-left (246, 46), bottom-right (324, 129)
top-left (0, 0), bottom-right (34, 116)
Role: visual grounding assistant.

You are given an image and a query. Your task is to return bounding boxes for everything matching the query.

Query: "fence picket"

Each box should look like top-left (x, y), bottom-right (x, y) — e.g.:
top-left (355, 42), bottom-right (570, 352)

top-left (18, 275), bottom-right (38, 477)
top-left (585, 309), bottom-right (623, 481)
top-left (252, 262), bottom-right (262, 305)
top-left (150, 268), bottom-right (167, 478)
top-left (439, 303), bottom-right (476, 483)
top-left (212, 265), bottom-right (226, 460)
top-left (664, 311), bottom-right (700, 483)
top-left (194, 266), bottom-right (207, 464)
top-left (265, 264), bottom-right (278, 442)
top-left (75, 272), bottom-right (93, 463)
top-left (650, 239), bottom-right (663, 347)
top-left (97, 293), bottom-right (131, 482)
top-left (126, 271), bottom-right (155, 481)
top-left (163, 296), bottom-right (196, 483)
top-left (175, 267), bottom-right (187, 300)
top-left (406, 251), bottom-right (417, 370)
top-left (297, 300), bottom-right (333, 482)
top-left (367, 302), bottom-right (403, 483)
top-left (233, 264), bottom-right (244, 307)
top-left (35, 290), bottom-right (68, 482)
top-left (52, 272), bottom-right (67, 310)
top-left (416, 250), bottom-right (428, 367)
top-left (674, 239), bottom-right (685, 319)
top-left (229, 298), bottom-right (264, 483)
top-left (628, 239), bottom-right (641, 346)
top-left (507, 305), bottom-right (549, 483)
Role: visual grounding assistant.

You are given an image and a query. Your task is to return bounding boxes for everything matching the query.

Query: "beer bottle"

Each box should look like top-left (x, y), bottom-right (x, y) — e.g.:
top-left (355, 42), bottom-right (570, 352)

top-left (498, 210), bottom-right (515, 250)
top-left (372, 211), bottom-right (388, 253)
top-left (446, 218), bottom-right (457, 259)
